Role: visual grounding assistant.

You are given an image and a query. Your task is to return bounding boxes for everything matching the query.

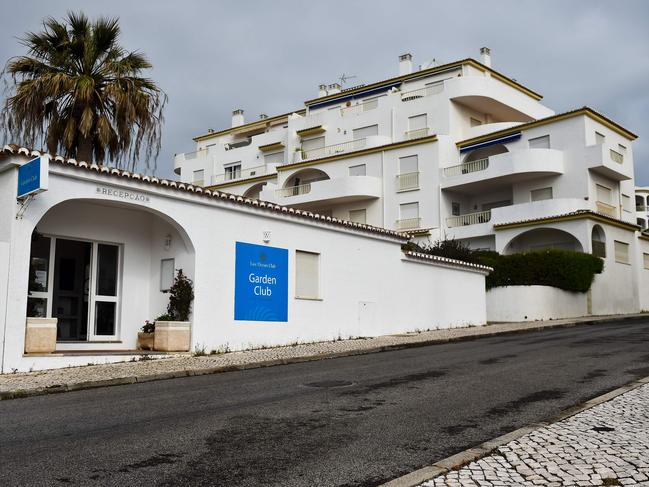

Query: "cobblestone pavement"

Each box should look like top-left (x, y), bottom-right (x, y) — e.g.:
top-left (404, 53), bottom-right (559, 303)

top-left (423, 383), bottom-right (649, 487)
top-left (0, 314), bottom-right (645, 397)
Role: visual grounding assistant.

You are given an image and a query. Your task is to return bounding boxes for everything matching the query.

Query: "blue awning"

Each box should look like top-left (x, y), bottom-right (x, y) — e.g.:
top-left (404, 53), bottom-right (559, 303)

top-left (460, 132), bottom-right (522, 153)
top-left (308, 81), bottom-right (402, 110)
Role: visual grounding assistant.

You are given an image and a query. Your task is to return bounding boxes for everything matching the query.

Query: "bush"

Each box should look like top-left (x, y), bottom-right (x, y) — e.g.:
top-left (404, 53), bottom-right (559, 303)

top-left (166, 269), bottom-right (194, 321)
top-left (475, 249), bottom-right (604, 293)
top-left (402, 238), bottom-right (479, 264)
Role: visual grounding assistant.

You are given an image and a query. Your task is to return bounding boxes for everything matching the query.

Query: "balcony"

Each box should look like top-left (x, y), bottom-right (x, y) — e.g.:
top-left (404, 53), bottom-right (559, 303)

top-left (595, 201), bottom-right (618, 218)
top-left (396, 172), bottom-right (419, 191)
top-left (297, 135), bottom-right (391, 162)
top-left (396, 217), bottom-right (422, 231)
top-left (400, 82), bottom-right (444, 102)
top-left (340, 99), bottom-right (379, 117)
top-left (637, 205), bottom-right (647, 212)
top-left (441, 149), bottom-right (564, 191)
top-left (404, 127), bottom-right (430, 140)
top-left (446, 210), bottom-right (492, 228)
top-left (211, 165), bottom-right (273, 185)
top-left (173, 149), bottom-right (209, 176)
top-left (271, 176), bottom-right (382, 207)
top-left (582, 144), bottom-right (632, 181)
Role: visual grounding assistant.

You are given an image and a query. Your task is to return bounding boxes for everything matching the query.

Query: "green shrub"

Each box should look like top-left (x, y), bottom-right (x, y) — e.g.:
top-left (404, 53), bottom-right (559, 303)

top-left (475, 249), bottom-right (604, 293)
top-left (166, 269), bottom-right (194, 321)
top-left (402, 238), bottom-right (479, 264)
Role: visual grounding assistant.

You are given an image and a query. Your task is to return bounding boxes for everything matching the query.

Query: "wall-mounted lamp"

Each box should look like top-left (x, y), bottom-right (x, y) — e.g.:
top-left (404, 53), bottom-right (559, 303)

top-left (164, 234), bottom-right (172, 251)
top-left (263, 231), bottom-right (271, 243)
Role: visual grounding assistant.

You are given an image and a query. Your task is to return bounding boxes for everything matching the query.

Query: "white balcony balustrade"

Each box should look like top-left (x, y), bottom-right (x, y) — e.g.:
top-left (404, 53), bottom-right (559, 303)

top-left (596, 201), bottom-right (617, 218)
top-left (637, 205), bottom-right (647, 212)
top-left (400, 82), bottom-right (444, 102)
top-left (396, 217), bottom-right (422, 231)
top-left (276, 183), bottom-right (312, 198)
top-left (300, 138), bottom-right (367, 161)
top-left (609, 149), bottom-right (624, 164)
top-left (446, 210), bottom-right (492, 228)
top-left (340, 99), bottom-right (379, 117)
top-left (404, 127), bottom-right (430, 140)
top-left (443, 158), bottom-right (489, 177)
top-left (397, 172), bottom-right (420, 191)
top-left (212, 165), bottom-right (270, 184)
top-left (271, 176), bottom-right (382, 207)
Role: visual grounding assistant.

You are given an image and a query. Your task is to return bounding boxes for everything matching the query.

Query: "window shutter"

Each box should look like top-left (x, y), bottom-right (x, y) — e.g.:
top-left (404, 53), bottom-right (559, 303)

top-left (531, 187), bottom-right (553, 201)
top-left (353, 125), bottom-right (378, 139)
top-left (596, 184), bottom-right (612, 203)
top-left (264, 151), bottom-right (284, 164)
top-left (349, 164), bottom-right (366, 176)
top-left (301, 136), bottom-right (325, 151)
top-left (400, 202), bottom-right (419, 219)
top-left (399, 155), bottom-right (418, 174)
top-left (349, 209), bottom-right (367, 224)
top-left (408, 114), bottom-right (427, 130)
top-left (528, 135), bottom-right (550, 149)
top-left (614, 241), bottom-right (629, 264)
top-left (644, 253), bottom-right (649, 270)
top-left (296, 251), bottom-right (320, 299)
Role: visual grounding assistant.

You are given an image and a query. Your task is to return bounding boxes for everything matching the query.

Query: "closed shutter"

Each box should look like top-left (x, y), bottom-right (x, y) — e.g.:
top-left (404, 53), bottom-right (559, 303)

top-left (400, 202), bottom-right (419, 219)
top-left (614, 241), bottom-right (629, 264)
top-left (622, 194), bottom-right (631, 212)
top-left (301, 136), bottom-right (325, 151)
top-left (349, 164), bottom-right (366, 176)
top-left (296, 251), bottom-right (320, 299)
top-left (528, 135), bottom-right (550, 149)
top-left (596, 184), bottom-right (612, 203)
top-left (408, 114), bottom-right (427, 130)
top-left (264, 151), bottom-right (284, 164)
top-left (353, 125), bottom-right (378, 139)
top-left (531, 187), bottom-right (553, 201)
top-left (644, 253), bottom-right (649, 270)
top-left (349, 209), bottom-right (367, 224)
top-left (399, 155), bottom-right (418, 174)
top-left (193, 170), bottom-right (204, 185)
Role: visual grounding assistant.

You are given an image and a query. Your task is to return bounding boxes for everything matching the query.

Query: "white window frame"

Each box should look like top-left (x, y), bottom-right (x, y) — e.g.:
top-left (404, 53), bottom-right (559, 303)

top-left (224, 162), bottom-right (242, 181)
top-left (160, 258), bottom-right (175, 292)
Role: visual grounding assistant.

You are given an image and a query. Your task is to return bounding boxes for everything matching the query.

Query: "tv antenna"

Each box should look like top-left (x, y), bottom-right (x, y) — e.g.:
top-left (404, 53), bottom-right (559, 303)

top-left (338, 73), bottom-right (357, 85)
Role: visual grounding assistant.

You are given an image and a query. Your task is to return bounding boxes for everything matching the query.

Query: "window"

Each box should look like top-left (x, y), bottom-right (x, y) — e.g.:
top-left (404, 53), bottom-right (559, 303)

top-left (399, 155), bottom-right (418, 174)
top-left (614, 240), bottom-right (629, 264)
top-left (481, 200), bottom-right (511, 211)
top-left (27, 234), bottom-right (51, 317)
top-left (528, 135), bottom-right (550, 149)
top-left (264, 151), bottom-right (284, 165)
top-left (591, 225), bottom-right (606, 258)
top-left (408, 114), bottom-right (427, 130)
top-left (638, 218), bottom-right (647, 230)
top-left (531, 187), bottom-right (553, 202)
top-left (470, 117), bottom-right (482, 127)
top-left (295, 251), bottom-right (320, 299)
top-left (596, 184), bottom-right (612, 204)
top-left (622, 194), bottom-right (632, 213)
top-left (644, 253), bottom-right (649, 270)
top-left (160, 259), bottom-right (175, 291)
top-left (451, 202), bottom-right (460, 216)
top-left (595, 132), bottom-right (606, 145)
top-left (425, 80), bottom-right (444, 94)
top-left (618, 144), bottom-right (627, 153)
top-left (224, 163), bottom-right (242, 181)
top-left (193, 169), bottom-right (204, 185)
top-left (349, 209), bottom-right (367, 224)
top-left (349, 164), bottom-right (366, 176)
top-left (301, 136), bottom-right (325, 151)
top-left (400, 202), bottom-right (419, 219)
top-left (353, 124), bottom-right (378, 140)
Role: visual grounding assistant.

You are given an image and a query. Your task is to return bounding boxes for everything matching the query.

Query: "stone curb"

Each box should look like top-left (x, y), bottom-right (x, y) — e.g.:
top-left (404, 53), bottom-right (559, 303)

top-left (378, 376), bottom-right (649, 487)
top-left (0, 313), bottom-right (647, 402)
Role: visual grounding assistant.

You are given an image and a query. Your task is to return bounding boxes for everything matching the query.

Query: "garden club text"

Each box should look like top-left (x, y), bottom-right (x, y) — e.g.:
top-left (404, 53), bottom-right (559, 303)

top-left (248, 273), bottom-right (277, 296)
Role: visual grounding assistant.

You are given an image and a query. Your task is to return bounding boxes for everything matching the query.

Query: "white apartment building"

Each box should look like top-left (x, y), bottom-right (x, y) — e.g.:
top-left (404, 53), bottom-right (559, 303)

top-left (174, 48), bottom-right (649, 315)
top-left (636, 186), bottom-right (649, 230)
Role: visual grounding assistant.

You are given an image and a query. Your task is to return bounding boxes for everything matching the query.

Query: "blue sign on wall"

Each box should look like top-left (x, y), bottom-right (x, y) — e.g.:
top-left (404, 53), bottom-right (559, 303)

top-left (17, 156), bottom-right (48, 199)
top-left (234, 241), bottom-right (288, 322)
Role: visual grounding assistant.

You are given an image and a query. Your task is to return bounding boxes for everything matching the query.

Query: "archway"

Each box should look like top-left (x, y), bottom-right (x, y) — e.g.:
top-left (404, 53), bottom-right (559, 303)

top-left (282, 168), bottom-right (330, 189)
top-left (503, 228), bottom-right (583, 255)
top-left (243, 183), bottom-right (266, 200)
top-left (26, 198), bottom-right (195, 345)
top-left (463, 143), bottom-right (509, 163)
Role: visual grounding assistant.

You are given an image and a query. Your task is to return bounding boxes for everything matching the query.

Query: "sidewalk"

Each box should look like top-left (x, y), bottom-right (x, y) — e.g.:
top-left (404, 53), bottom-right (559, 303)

top-left (1, 313), bottom-right (646, 400)
top-left (419, 380), bottom-right (649, 487)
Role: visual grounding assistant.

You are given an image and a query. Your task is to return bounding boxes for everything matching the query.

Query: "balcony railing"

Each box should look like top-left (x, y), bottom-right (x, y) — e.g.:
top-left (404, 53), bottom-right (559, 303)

top-left (396, 217), bottom-right (421, 231)
top-left (610, 149), bottom-right (624, 164)
top-left (404, 127), bottom-right (430, 140)
top-left (276, 183), bottom-right (312, 198)
top-left (212, 165), bottom-right (268, 184)
top-left (443, 158), bottom-right (489, 177)
top-left (446, 210), bottom-right (492, 228)
top-left (637, 205), bottom-right (647, 212)
top-left (301, 138), bottom-right (366, 161)
top-left (397, 172), bottom-right (419, 191)
top-left (340, 99), bottom-right (378, 117)
top-left (400, 82), bottom-right (444, 102)
top-left (596, 201), bottom-right (617, 217)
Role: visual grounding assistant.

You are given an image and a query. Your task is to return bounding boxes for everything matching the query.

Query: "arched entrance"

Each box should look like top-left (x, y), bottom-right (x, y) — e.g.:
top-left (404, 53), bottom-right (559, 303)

top-left (503, 228), bottom-right (583, 255)
top-left (243, 182), bottom-right (266, 200)
top-left (26, 198), bottom-right (195, 345)
top-left (282, 168), bottom-right (330, 196)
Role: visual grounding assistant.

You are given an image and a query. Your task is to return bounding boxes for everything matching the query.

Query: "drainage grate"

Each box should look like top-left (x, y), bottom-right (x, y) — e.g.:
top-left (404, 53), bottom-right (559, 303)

top-left (303, 380), bottom-right (354, 389)
top-left (592, 426), bottom-right (615, 433)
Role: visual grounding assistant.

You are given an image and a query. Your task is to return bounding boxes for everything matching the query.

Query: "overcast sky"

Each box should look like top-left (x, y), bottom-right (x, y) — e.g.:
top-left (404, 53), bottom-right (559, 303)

top-left (1, 0), bottom-right (647, 184)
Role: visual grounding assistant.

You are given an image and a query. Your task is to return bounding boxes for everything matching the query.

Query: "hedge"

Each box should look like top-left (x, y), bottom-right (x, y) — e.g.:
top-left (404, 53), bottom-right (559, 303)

top-left (475, 249), bottom-right (604, 293)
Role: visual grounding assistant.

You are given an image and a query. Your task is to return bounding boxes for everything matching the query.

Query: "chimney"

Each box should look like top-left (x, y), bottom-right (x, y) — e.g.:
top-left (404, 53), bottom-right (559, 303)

top-left (259, 113), bottom-right (268, 120)
top-left (318, 84), bottom-right (327, 97)
top-left (480, 47), bottom-right (491, 68)
top-left (399, 53), bottom-right (412, 75)
top-left (327, 83), bottom-right (341, 95)
top-left (232, 109), bottom-right (244, 127)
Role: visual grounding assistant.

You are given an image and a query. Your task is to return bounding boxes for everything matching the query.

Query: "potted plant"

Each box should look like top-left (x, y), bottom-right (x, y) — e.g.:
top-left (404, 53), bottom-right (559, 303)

top-left (137, 319), bottom-right (157, 351)
top-left (154, 270), bottom-right (194, 352)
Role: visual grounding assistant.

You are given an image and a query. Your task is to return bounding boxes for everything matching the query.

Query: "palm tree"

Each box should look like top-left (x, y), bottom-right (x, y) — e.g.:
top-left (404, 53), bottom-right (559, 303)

top-left (1, 12), bottom-right (166, 171)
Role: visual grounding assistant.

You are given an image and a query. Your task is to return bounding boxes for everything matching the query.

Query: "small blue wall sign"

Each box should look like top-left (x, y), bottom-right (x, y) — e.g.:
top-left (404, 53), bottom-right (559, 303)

top-left (234, 241), bottom-right (288, 322)
top-left (17, 156), bottom-right (48, 199)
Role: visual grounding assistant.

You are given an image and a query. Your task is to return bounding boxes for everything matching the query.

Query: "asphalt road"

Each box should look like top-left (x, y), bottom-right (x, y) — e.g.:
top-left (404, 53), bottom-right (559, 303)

top-left (2, 320), bottom-right (649, 487)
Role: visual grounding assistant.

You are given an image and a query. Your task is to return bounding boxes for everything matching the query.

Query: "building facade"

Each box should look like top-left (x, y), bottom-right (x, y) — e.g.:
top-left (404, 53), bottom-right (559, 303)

top-left (636, 186), bottom-right (649, 230)
top-left (174, 48), bottom-right (648, 315)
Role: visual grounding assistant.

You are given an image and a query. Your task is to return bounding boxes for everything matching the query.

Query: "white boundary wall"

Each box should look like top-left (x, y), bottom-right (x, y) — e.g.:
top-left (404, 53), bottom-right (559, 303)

top-left (486, 285), bottom-right (588, 322)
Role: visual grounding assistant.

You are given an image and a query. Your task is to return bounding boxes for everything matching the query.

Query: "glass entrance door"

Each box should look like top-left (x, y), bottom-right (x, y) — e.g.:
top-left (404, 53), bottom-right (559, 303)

top-left (27, 234), bottom-right (121, 342)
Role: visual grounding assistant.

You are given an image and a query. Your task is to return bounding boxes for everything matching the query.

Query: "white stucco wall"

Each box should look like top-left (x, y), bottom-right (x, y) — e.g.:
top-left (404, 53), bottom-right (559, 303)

top-left (486, 285), bottom-right (588, 322)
